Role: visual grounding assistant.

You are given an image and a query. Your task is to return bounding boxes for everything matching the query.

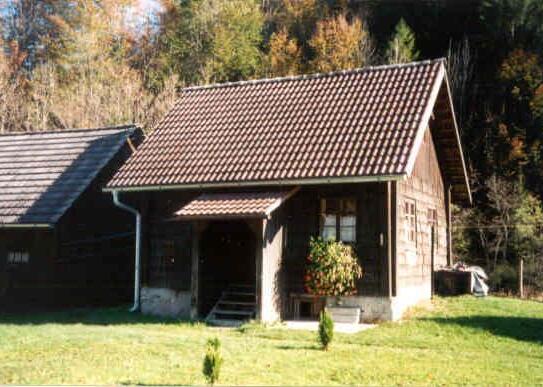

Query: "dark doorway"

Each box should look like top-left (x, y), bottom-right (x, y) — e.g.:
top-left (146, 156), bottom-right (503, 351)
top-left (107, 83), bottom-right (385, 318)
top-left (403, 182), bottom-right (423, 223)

top-left (199, 220), bottom-right (256, 317)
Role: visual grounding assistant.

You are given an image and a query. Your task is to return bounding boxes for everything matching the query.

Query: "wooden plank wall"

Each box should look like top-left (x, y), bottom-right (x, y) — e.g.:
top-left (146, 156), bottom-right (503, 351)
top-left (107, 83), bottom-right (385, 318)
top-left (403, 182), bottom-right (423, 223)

top-left (0, 229), bottom-right (57, 306)
top-left (0, 137), bottom-right (142, 309)
top-left (261, 208), bottom-right (284, 322)
top-left (141, 190), bottom-right (195, 291)
top-left (396, 127), bottom-right (448, 293)
top-left (132, 182), bottom-right (389, 320)
top-left (281, 183), bottom-right (389, 302)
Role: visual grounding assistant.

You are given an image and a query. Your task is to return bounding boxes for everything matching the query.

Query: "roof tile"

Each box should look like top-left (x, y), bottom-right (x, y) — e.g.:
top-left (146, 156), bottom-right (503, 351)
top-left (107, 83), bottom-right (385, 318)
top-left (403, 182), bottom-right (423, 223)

top-left (108, 60), bottom-right (444, 189)
top-left (175, 190), bottom-right (295, 219)
top-left (0, 126), bottom-right (136, 225)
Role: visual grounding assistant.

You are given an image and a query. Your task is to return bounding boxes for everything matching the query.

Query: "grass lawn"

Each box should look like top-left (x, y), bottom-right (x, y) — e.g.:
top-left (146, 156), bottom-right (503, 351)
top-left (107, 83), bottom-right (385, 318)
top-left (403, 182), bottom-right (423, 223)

top-left (0, 296), bottom-right (542, 385)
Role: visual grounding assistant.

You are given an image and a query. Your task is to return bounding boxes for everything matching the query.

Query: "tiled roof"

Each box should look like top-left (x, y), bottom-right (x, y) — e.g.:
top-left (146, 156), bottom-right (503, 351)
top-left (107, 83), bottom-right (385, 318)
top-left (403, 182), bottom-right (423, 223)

top-left (107, 59), bottom-right (469, 202)
top-left (175, 190), bottom-right (297, 219)
top-left (0, 126), bottom-right (137, 226)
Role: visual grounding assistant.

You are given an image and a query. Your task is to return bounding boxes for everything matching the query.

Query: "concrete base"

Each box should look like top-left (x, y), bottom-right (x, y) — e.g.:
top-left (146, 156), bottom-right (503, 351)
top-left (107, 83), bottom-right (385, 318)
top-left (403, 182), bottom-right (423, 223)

top-left (327, 296), bottom-right (394, 321)
top-left (140, 287), bottom-right (191, 318)
top-left (329, 285), bottom-right (431, 322)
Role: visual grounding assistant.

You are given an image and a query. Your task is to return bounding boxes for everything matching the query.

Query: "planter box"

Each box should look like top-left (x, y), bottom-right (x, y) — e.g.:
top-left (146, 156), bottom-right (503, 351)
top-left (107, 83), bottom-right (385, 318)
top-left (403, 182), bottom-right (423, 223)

top-left (327, 306), bottom-right (361, 324)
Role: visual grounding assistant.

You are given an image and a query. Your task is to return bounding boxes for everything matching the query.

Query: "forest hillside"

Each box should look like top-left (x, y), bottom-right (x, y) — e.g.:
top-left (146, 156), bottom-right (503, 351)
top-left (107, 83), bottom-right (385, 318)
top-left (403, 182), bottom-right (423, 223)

top-left (1, 0), bottom-right (542, 296)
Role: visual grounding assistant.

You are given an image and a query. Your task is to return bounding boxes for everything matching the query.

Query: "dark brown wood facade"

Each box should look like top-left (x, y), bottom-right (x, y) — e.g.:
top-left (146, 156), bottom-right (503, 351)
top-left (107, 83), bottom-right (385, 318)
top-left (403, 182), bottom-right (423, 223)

top-left (127, 126), bottom-right (456, 321)
top-left (396, 126), bottom-right (449, 297)
top-left (128, 180), bottom-right (394, 319)
top-left (0, 144), bottom-right (137, 309)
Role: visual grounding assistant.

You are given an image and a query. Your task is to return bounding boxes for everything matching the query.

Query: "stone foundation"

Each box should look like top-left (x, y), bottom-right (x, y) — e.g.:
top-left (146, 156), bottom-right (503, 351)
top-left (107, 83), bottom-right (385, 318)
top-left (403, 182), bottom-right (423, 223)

top-left (329, 283), bottom-right (432, 322)
top-left (327, 296), bottom-right (394, 322)
top-left (140, 287), bottom-right (191, 318)
top-left (391, 282), bottom-right (432, 320)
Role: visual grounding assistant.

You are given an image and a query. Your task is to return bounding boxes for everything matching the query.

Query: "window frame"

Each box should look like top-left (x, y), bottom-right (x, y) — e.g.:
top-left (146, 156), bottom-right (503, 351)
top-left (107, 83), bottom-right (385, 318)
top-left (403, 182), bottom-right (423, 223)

top-left (320, 197), bottom-right (357, 243)
top-left (7, 250), bottom-right (30, 265)
top-left (404, 198), bottom-right (417, 246)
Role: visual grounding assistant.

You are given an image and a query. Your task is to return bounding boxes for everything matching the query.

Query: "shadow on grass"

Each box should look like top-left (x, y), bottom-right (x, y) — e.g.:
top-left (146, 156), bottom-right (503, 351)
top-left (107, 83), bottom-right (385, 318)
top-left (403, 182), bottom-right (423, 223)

top-left (425, 315), bottom-right (543, 345)
top-left (276, 344), bottom-right (320, 351)
top-left (0, 306), bottom-right (196, 326)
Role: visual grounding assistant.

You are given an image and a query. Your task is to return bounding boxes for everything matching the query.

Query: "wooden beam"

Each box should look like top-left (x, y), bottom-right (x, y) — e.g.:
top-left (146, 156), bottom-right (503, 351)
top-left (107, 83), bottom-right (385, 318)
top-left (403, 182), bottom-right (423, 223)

top-left (386, 181), bottom-right (396, 298)
top-left (446, 185), bottom-right (453, 266)
top-left (190, 220), bottom-right (204, 319)
top-left (255, 219), bottom-right (264, 321)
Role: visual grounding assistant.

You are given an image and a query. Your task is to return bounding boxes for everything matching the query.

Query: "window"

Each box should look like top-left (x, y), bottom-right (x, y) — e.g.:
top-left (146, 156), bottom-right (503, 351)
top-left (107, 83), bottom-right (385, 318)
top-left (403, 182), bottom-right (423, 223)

top-left (7, 251), bottom-right (29, 264)
top-left (404, 199), bottom-right (417, 244)
top-left (320, 198), bottom-right (357, 243)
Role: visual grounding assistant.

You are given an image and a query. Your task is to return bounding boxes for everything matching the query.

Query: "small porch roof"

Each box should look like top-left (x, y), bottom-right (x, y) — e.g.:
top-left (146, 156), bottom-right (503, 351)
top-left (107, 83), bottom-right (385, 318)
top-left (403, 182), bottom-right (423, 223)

top-left (174, 188), bottom-right (299, 220)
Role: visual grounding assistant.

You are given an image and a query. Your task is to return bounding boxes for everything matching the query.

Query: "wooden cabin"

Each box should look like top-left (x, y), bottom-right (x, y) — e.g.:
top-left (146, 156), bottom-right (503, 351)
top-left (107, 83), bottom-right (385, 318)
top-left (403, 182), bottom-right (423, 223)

top-left (106, 59), bottom-right (471, 323)
top-left (0, 126), bottom-right (141, 309)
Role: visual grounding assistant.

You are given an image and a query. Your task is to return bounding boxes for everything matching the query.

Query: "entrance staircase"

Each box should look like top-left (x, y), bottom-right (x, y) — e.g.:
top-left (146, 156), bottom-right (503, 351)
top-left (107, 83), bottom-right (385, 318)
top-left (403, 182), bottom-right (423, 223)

top-left (206, 284), bottom-right (256, 327)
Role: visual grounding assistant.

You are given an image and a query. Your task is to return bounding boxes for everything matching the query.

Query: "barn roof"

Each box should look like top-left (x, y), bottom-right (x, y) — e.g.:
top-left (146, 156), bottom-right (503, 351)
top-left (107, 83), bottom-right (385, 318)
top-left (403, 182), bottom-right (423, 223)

top-left (107, 59), bottom-right (470, 204)
top-left (0, 125), bottom-right (137, 227)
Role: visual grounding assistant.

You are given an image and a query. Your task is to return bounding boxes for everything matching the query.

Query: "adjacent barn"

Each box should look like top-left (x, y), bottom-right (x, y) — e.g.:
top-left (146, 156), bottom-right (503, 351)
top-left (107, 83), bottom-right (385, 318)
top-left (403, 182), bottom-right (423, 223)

top-left (0, 126), bottom-right (141, 308)
top-left (106, 59), bottom-right (471, 323)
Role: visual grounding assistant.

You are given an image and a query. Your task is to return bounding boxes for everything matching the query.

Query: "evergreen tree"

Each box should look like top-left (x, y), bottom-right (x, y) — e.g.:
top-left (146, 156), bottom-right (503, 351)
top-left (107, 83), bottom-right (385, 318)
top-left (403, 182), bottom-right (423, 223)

top-left (385, 18), bottom-right (419, 64)
top-left (206, 0), bottom-right (264, 82)
top-left (318, 309), bottom-right (334, 350)
top-left (158, 0), bottom-right (264, 85)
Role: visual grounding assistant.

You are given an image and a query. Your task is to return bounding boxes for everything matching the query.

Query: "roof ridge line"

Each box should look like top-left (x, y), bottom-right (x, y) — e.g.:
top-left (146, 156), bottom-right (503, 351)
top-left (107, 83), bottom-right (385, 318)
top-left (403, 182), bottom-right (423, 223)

top-left (0, 124), bottom-right (138, 137)
top-left (182, 58), bottom-right (446, 92)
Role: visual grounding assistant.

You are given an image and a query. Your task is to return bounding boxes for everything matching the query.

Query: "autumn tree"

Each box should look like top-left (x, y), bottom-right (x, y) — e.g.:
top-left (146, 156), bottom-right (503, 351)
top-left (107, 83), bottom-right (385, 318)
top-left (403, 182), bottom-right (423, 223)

top-left (268, 27), bottom-right (302, 76)
top-left (308, 14), bottom-right (371, 73)
top-left (0, 40), bottom-right (27, 133)
top-left (485, 50), bottom-right (543, 193)
top-left (0, 0), bottom-right (178, 132)
top-left (0, 0), bottom-right (72, 72)
top-left (385, 18), bottom-right (419, 64)
top-left (272, 0), bottom-right (325, 57)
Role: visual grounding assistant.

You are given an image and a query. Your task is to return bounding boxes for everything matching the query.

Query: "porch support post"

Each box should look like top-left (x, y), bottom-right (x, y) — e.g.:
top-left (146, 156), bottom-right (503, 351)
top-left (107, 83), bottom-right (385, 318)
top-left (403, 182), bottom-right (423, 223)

top-left (190, 221), bottom-right (201, 319)
top-left (446, 185), bottom-right (453, 266)
top-left (255, 219), bottom-right (263, 321)
top-left (386, 181), bottom-right (396, 298)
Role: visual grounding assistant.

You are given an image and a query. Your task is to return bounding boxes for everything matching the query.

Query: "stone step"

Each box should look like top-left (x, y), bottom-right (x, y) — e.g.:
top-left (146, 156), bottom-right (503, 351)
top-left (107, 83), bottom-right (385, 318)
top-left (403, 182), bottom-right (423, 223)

top-left (217, 301), bottom-right (256, 309)
top-left (224, 291), bottom-right (255, 296)
top-left (206, 284), bottom-right (257, 325)
top-left (327, 306), bottom-right (361, 324)
top-left (213, 308), bottom-right (254, 316)
top-left (207, 318), bottom-right (244, 327)
top-left (228, 283), bottom-right (255, 289)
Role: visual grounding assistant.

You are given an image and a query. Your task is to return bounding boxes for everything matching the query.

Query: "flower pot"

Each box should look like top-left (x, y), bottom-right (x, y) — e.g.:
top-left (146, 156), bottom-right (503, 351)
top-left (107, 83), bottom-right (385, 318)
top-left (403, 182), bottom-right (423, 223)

top-left (326, 306), bottom-right (360, 324)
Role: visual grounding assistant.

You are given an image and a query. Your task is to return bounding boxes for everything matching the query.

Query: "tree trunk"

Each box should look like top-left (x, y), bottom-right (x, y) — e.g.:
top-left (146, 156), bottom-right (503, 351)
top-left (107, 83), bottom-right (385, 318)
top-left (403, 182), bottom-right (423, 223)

top-left (518, 258), bottom-right (524, 298)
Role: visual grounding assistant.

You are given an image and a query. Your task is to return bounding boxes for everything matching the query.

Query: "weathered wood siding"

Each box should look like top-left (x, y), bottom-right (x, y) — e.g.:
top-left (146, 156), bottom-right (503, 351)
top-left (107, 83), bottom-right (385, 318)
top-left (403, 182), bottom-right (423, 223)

top-left (261, 208), bottom-right (284, 322)
top-left (0, 139), bottom-right (138, 308)
top-left (0, 229), bottom-right (56, 306)
top-left (282, 183), bottom-right (389, 304)
top-left (396, 127), bottom-right (448, 296)
top-left (137, 190), bottom-right (195, 291)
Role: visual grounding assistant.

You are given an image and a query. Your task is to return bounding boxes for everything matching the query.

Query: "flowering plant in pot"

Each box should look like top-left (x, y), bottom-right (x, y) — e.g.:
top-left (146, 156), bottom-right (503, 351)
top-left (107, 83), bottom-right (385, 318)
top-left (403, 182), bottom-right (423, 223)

top-left (304, 237), bottom-right (363, 323)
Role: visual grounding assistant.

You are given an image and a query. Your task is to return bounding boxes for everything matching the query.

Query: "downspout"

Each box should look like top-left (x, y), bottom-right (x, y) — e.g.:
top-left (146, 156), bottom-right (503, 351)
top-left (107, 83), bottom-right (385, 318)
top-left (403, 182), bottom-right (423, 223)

top-left (112, 190), bottom-right (141, 312)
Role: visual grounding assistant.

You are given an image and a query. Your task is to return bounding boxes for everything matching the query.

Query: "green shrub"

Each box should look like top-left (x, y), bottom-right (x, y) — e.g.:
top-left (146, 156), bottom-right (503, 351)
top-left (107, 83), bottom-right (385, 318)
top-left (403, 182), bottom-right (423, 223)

top-left (203, 338), bottom-right (223, 385)
top-left (318, 309), bottom-right (334, 350)
top-left (490, 264), bottom-right (518, 291)
top-left (305, 237), bottom-right (363, 296)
